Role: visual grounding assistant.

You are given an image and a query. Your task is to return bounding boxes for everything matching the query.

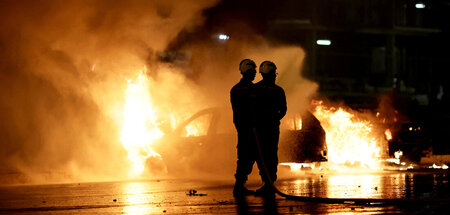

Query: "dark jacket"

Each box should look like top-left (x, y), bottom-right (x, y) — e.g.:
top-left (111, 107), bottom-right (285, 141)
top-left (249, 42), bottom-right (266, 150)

top-left (254, 79), bottom-right (287, 126)
top-left (230, 78), bottom-right (255, 130)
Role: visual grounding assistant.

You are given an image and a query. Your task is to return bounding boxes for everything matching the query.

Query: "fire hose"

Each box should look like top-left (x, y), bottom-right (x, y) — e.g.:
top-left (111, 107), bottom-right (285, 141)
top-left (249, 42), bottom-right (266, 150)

top-left (251, 128), bottom-right (450, 205)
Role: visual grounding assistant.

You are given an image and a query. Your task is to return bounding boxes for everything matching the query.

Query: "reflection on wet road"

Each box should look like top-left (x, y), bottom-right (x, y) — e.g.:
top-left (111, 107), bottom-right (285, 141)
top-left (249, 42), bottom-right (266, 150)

top-left (0, 171), bottom-right (449, 214)
top-left (122, 182), bottom-right (159, 215)
top-left (278, 172), bottom-right (449, 200)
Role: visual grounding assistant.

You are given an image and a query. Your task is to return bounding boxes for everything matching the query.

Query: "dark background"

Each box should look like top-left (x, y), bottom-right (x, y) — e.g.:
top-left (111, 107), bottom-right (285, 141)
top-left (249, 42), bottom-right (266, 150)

top-left (170, 0), bottom-right (450, 154)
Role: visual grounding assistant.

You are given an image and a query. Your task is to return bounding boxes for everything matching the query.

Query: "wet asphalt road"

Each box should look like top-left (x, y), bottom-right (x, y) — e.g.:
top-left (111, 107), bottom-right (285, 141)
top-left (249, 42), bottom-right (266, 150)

top-left (1, 170), bottom-right (449, 214)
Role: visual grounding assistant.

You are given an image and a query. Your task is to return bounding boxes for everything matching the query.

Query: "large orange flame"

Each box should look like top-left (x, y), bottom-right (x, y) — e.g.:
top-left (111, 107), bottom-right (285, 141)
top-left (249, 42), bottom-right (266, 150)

top-left (313, 101), bottom-right (382, 169)
top-left (120, 70), bottom-right (163, 177)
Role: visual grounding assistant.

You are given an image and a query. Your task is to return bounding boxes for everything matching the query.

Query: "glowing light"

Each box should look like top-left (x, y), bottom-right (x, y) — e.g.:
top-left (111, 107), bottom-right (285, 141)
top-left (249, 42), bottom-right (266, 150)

top-left (280, 162), bottom-right (315, 171)
top-left (327, 175), bottom-right (381, 198)
top-left (415, 3), bottom-right (425, 9)
top-left (385, 129), bottom-right (392, 141)
top-left (121, 70), bottom-right (164, 177)
top-left (316, 39), bottom-right (331, 46)
top-left (218, 34), bottom-right (230, 40)
top-left (185, 124), bottom-right (199, 137)
top-left (395, 150), bottom-right (403, 159)
top-left (386, 151), bottom-right (402, 165)
top-left (313, 101), bottom-right (381, 169)
top-left (181, 114), bottom-right (210, 137)
top-left (289, 114), bottom-right (302, 130)
top-left (91, 63), bottom-right (96, 72)
top-left (386, 158), bottom-right (400, 165)
top-left (123, 182), bottom-right (159, 214)
top-left (429, 163), bottom-right (449, 169)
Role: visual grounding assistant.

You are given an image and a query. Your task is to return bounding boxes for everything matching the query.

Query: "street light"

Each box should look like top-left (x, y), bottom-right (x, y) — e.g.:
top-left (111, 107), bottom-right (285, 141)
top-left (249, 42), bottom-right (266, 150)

top-left (415, 3), bottom-right (426, 9)
top-left (218, 34), bottom-right (230, 40)
top-left (316, 39), bottom-right (331, 46)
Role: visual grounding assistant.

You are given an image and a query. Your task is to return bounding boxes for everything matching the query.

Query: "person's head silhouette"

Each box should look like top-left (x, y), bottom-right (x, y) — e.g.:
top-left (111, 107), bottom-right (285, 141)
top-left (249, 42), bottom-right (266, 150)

top-left (239, 59), bottom-right (257, 81)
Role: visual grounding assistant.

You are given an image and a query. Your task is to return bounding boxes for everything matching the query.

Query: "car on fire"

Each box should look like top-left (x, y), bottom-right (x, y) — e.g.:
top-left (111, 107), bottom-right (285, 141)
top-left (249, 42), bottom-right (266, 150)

top-left (387, 121), bottom-right (431, 162)
top-left (153, 107), bottom-right (328, 175)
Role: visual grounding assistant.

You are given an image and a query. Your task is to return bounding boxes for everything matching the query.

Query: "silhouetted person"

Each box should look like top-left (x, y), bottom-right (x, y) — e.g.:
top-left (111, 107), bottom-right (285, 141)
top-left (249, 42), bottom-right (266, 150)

top-left (230, 59), bottom-right (257, 196)
top-left (254, 61), bottom-right (287, 196)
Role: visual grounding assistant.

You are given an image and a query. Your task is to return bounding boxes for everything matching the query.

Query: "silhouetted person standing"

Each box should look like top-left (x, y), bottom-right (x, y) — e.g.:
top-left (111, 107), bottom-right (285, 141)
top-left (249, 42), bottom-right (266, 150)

top-left (230, 59), bottom-right (257, 196)
top-left (254, 61), bottom-right (287, 196)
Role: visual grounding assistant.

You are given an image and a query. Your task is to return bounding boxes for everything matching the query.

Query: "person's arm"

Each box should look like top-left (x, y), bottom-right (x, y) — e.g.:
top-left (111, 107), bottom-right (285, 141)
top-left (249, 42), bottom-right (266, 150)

top-left (230, 89), bottom-right (240, 129)
top-left (278, 89), bottom-right (287, 120)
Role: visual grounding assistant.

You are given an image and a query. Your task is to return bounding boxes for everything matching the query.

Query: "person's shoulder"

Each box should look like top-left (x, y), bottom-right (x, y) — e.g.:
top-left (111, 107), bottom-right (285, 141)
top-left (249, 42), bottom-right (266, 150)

top-left (232, 82), bottom-right (241, 88)
top-left (230, 82), bottom-right (242, 93)
top-left (231, 83), bottom-right (239, 90)
top-left (273, 84), bottom-right (286, 95)
top-left (231, 81), bottom-right (254, 92)
top-left (274, 84), bottom-right (285, 91)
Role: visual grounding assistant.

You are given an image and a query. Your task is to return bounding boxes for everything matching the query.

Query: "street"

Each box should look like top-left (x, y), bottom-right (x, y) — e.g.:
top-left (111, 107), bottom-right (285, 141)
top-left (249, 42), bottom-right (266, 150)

top-left (1, 170), bottom-right (449, 214)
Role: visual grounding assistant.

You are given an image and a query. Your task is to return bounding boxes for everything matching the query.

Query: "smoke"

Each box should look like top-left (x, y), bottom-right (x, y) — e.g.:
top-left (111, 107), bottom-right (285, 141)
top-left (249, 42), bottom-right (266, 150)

top-left (152, 32), bottom-right (318, 179)
top-left (0, 0), bottom-right (317, 184)
top-left (0, 0), bottom-right (219, 184)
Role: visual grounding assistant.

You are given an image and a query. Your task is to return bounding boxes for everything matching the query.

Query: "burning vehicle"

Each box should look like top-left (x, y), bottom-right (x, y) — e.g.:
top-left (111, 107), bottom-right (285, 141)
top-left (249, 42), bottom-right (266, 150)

top-left (119, 71), bottom-right (419, 178)
top-left (151, 107), bottom-right (328, 175)
top-left (386, 122), bottom-right (431, 163)
top-left (138, 97), bottom-right (417, 176)
top-left (117, 44), bottom-right (433, 178)
top-left (279, 110), bottom-right (328, 164)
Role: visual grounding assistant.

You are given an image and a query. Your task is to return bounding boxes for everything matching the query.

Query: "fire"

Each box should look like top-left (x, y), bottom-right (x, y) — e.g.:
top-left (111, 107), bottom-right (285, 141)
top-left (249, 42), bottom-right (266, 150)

top-left (120, 70), bottom-right (164, 177)
top-left (181, 113), bottom-right (210, 137)
top-left (185, 124), bottom-right (201, 137)
top-left (313, 101), bottom-right (382, 169)
top-left (281, 162), bottom-right (319, 171)
top-left (287, 114), bottom-right (303, 130)
top-left (385, 129), bottom-right (392, 141)
top-left (385, 150), bottom-right (404, 165)
top-left (429, 164), bottom-right (449, 169)
top-left (294, 115), bottom-right (302, 130)
top-left (394, 150), bottom-right (403, 159)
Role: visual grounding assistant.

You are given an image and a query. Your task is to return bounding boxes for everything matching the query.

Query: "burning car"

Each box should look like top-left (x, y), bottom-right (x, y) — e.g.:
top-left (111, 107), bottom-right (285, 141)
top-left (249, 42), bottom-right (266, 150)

top-left (152, 107), bottom-right (328, 175)
top-left (386, 122), bottom-right (431, 163)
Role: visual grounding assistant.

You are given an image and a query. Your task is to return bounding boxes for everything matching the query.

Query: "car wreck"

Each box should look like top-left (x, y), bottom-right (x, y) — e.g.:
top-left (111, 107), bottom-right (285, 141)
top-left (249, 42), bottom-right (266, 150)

top-left (152, 107), bottom-right (328, 175)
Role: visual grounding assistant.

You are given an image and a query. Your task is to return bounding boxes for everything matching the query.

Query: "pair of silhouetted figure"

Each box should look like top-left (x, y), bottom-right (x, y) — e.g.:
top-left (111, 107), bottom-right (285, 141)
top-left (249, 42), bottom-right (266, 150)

top-left (230, 59), bottom-right (287, 196)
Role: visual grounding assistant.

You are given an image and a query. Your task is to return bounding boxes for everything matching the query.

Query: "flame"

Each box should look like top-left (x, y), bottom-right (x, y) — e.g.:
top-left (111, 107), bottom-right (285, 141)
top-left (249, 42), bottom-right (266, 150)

top-left (120, 70), bottom-right (164, 177)
top-left (281, 162), bottom-right (318, 171)
top-left (385, 150), bottom-right (404, 165)
top-left (429, 164), bottom-right (449, 169)
top-left (394, 150), bottom-right (403, 159)
top-left (312, 101), bottom-right (381, 169)
top-left (288, 114), bottom-right (302, 130)
top-left (385, 129), bottom-right (392, 141)
top-left (185, 124), bottom-right (201, 137)
top-left (295, 115), bottom-right (302, 130)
